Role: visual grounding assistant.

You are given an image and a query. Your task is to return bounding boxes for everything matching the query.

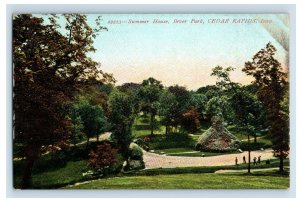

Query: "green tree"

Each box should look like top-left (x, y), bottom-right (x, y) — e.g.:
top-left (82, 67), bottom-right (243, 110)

top-left (138, 77), bottom-right (163, 135)
top-left (211, 65), bottom-right (266, 174)
top-left (211, 66), bottom-right (239, 90)
top-left (72, 97), bottom-right (108, 145)
top-left (230, 90), bottom-right (265, 173)
top-left (205, 96), bottom-right (231, 120)
top-left (108, 89), bottom-right (135, 163)
top-left (13, 14), bottom-right (109, 188)
top-left (118, 82), bottom-right (142, 119)
top-left (168, 85), bottom-right (191, 112)
top-left (69, 116), bottom-right (84, 146)
top-left (196, 85), bottom-right (219, 95)
top-left (243, 42), bottom-right (289, 172)
top-left (78, 85), bottom-right (112, 117)
top-left (97, 83), bottom-right (114, 95)
top-left (280, 89), bottom-right (289, 115)
top-left (189, 93), bottom-right (208, 120)
top-left (230, 91), bottom-right (265, 142)
top-left (158, 90), bottom-right (178, 134)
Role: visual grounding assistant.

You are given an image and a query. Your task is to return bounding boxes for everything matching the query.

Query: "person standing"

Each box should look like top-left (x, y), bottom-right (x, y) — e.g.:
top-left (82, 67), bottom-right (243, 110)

top-left (253, 157), bottom-right (257, 165)
top-left (243, 156), bottom-right (246, 164)
top-left (235, 157), bottom-right (238, 165)
top-left (258, 156), bottom-right (261, 164)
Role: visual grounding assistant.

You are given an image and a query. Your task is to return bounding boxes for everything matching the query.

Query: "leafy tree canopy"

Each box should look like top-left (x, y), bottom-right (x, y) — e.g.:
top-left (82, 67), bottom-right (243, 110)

top-left (108, 89), bottom-right (135, 160)
top-left (13, 14), bottom-right (111, 188)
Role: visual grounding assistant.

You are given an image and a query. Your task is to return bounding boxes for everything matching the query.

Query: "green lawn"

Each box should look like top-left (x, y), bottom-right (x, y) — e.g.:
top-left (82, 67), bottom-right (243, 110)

top-left (13, 115), bottom-right (281, 189)
top-left (13, 141), bottom-right (124, 189)
top-left (14, 160), bottom-right (93, 189)
top-left (153, 147), bottom-right (238, 157)
top-left (132, 115), bottom-right (165, 137)
top-left (132, 115), bottom-right (273, 153)
top-left (66, 171), bottom-right (289, 189)
top-left (153, 147), bottom-right (194, 154)
top-left (14, 155), bottom-right (289, 189)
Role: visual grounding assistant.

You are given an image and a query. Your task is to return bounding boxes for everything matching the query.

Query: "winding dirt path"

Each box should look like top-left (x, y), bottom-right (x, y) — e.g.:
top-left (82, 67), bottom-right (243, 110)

top-left (143, 149), bottom-right (275, 169)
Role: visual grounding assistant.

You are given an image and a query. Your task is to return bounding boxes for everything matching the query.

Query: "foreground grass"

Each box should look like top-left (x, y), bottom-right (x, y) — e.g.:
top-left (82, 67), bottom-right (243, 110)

top-left (67, 171), bottom-right (289, 189)
top-left (14, 156), bottom-right (289, 189)
top-left (13, 142), bottom-right (124, 189)
top-left (14, 160), bottom-right (92, 189)
top-left (130, 159), bottom-right (289, 176)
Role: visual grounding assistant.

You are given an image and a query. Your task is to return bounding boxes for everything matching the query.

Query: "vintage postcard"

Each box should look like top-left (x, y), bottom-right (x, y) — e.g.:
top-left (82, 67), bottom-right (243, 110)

top-left (13, 14), bottom-right (290, 189)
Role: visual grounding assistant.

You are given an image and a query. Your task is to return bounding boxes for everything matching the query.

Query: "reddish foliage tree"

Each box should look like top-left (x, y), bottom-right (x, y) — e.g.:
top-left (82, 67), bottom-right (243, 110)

top-left (180, 107), bottom-right (200, 133)
top-left (168, 85), bottom-right (191, 131)
top-left (243, 42), bottom-right (289, 172)
top-left (88, 143), bottom-right (117, 172)
top-left (13, 14), bottom-right (110, 188)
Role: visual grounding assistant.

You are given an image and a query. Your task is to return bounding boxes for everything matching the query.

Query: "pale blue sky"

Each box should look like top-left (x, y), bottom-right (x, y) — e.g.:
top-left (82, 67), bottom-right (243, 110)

top-left (42, 14), bottom-right (289, 90)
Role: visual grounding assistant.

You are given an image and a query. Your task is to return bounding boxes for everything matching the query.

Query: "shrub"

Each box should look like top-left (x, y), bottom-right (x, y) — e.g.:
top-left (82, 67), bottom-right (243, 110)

top-left (88, 143), bottom-right (117, 175)
top-left (133, 138), bottom-right (150, 151)
top-left (129, 143), bottom-right (143, 160)
top-left (127, 159), bottom-right (145, 170)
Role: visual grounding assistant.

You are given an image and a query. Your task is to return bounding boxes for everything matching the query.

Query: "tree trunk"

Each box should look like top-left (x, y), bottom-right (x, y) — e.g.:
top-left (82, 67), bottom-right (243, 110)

top-left (150, 113), bottom-right (154, 136)
top-left (86, 137), bottom-right (90, 148)
top-left (96, 134), bottom-right (99, 142)
top-left (21, 157), bottom-right (35, 189)
top-left (279, 151), bottom-right (284, 173)
top-left (247, 134), bottom-right (251, 174)
top-left (134, 116), bottom-right (138, 125)
top-left (248, 150), bottom-right (251, 174)
top-left (165, 125), bottom-right (168, 135)
top-left (254, 133), bottom-right (257, 143)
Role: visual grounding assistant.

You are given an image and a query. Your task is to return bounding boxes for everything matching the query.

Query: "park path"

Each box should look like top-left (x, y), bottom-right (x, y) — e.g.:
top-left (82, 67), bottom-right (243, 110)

top-left (143, 149), bottom-right (275, 169)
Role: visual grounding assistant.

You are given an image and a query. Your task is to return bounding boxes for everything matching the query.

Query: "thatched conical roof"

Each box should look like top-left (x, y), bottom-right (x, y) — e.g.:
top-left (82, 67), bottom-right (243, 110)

top-left (196, 116), bottom-right (241, 151)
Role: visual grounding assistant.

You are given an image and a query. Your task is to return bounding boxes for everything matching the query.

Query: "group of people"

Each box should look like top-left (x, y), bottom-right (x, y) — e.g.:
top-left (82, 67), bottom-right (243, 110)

top-left (235, 156), bottom-right (262, 165)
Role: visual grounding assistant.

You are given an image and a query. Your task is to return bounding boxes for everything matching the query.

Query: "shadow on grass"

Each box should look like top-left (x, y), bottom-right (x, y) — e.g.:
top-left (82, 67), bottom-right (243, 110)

top-left (134, 124), bottom-right (160, 131)
top-left (126, 159), bottom-right (289, 177)
top-left (148, 133), bottom-right (195, 150)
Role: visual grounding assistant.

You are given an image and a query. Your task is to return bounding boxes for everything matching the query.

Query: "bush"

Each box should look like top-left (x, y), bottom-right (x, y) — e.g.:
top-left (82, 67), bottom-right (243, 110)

top-left (129, 143), bottom-right (143, 160)
top-left (88, 143), bottom-right (118, 175)
top-left (132, 138), bottom-right (148, 151)
top-left (127, 159), bottom-right (145, 171)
